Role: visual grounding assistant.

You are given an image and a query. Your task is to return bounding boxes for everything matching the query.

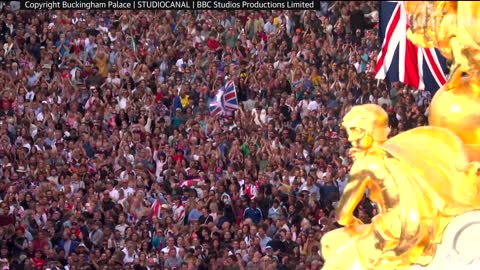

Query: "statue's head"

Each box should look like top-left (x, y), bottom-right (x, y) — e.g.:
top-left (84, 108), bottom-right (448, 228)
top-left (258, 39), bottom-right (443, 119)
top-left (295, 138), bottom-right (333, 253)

top-left (342, 104), bottom-right (390, 151)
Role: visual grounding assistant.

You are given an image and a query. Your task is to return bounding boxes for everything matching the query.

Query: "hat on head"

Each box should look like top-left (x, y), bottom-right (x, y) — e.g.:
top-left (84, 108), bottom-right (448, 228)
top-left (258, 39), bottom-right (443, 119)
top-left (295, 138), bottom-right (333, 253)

top-left (77, 243), bottom-right (90, 252)
top-left (16, 166), bottom-right (27, 173)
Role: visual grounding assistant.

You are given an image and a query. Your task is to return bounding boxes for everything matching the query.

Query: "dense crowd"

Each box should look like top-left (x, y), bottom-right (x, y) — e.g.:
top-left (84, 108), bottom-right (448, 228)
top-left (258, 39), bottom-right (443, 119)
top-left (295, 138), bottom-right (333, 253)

top-left (0, 1), bottom-right (433, 270)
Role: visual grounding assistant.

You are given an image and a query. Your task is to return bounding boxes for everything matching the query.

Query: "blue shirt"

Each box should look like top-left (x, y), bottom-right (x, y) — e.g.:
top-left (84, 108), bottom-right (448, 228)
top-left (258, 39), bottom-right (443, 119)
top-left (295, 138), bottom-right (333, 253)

top-left (172, 96), bottom-right (183, 114)
top-left (188, 208), bottom-right (202, 222)
top-left (83, 143), bottom-right (95, 158)
top-left (55, 39), bottom-right (70, 56)
top-left (268, 207), bottom-right (281, 220)
top-left (244, 207), bottom-right (263, 224)
top-left (259, 235), bottom-right (272, 251)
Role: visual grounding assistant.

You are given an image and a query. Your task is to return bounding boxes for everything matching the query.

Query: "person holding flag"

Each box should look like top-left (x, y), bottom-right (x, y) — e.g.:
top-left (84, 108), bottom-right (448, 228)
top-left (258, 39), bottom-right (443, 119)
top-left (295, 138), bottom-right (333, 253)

top-left (208, 79), bottom-right (239, 117)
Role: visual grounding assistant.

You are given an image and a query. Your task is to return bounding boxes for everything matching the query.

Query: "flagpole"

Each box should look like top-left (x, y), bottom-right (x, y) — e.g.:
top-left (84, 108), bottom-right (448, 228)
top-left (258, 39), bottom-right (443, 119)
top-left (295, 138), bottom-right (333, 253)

top-left (328, 2), bottom-right (338, 12)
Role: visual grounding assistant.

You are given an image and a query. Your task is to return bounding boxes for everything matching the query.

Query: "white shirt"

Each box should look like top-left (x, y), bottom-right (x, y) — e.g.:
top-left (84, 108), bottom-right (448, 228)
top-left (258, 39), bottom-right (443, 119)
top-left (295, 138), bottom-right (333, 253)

top-left (119, 169), bottom-right (135, 182)
top-left (307, 100), bottom-right (320, 111)
top-left (108, 32), bottom-right (117, 42)
top-left (118, 97), bottom-right (128, 110)
top-left (175, 58), bottom-right (193, 72)
top-left (106, 76), bottom-right (121, 86)
top-left (35, 111), bottom-right (44, 122)
top-left (70, 67), bottom-right (79, 80)
top-left (115, 224), bottom-right (127, 237)
top-left (296, 99), bottom-right (310, 117)
top-left (154, 157), bottom-right (167, 182)
top-left (109, 189), bottom-right (120, 202)
top-left (26, 91), bottom-right (35, 102)
top-left (240, 184), bottom-right (257, 199)
top-left (377, 97), bottom-right (392, 107)
top-left (353, 61), bottom-right (362, 73)
top-left (122, 248), bottom-right (138, 264)
top-left (122, 187), bottom-right (135, 198)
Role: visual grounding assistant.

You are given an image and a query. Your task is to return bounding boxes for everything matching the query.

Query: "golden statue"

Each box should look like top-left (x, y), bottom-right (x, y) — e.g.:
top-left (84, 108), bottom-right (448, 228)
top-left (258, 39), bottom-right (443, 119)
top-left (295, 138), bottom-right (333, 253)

top-left (405, 1), bottom-right (480, 151)
top-left (321, 1), bottom-right (480, 270)
top-left (321, 2), bottom-right (480, 269)
top-left (321, 104), bottom-right (480, 270)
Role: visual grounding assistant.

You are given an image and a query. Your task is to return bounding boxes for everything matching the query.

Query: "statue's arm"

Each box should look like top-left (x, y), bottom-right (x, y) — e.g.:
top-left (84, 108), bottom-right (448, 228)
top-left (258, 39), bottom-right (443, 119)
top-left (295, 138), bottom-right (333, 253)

top-left (336, 152), bottom-right (387, 226)
top-left (336, 168), bottom-right (370, 226)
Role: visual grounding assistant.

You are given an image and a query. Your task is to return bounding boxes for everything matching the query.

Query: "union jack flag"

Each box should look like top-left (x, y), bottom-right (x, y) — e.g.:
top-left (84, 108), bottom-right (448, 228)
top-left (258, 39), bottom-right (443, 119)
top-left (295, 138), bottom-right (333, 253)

top-left (375, 1), bottom-right (449, 93)
top-left (208, 80), bottom-right (239, 116)
top-left (86, 159), bottom-right (96, 174)
top-left (222, 80), bottom-right (239, 111)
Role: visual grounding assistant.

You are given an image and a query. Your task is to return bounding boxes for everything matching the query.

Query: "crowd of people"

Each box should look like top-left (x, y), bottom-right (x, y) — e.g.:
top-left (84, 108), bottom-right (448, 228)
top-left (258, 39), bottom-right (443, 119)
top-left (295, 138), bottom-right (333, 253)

top-left (0, 1), bottom-right (433, 270)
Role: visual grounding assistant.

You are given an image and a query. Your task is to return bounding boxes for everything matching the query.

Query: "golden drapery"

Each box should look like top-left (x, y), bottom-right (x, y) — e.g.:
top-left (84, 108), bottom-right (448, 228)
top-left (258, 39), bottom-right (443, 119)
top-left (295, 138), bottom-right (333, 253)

top-left (321, 126), bottom-right (480, 270)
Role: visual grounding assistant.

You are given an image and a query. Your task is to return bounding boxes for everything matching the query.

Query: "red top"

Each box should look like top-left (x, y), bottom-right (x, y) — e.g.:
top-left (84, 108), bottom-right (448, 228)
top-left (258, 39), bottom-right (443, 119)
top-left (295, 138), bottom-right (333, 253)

top-left (173, 154), bottom-right (184, 164)
top-left (32, 257), bottom-right (45, 268)
top-left (207, 39), bottom-right (220, 51)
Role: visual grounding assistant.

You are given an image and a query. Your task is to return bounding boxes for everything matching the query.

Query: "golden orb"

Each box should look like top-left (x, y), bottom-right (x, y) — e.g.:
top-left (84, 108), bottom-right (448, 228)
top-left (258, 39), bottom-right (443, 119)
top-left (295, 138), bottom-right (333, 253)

top-left (428, 76), bottom-right (480, 146)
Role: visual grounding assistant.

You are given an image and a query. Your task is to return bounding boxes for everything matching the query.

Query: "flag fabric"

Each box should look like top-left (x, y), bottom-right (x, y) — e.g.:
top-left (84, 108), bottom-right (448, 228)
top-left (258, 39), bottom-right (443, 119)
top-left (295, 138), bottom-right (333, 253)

top-left (208, 87), bottom-right (225, 116)
top-left (86, 159), bottom-right (96, 174)
top-left (151, 199), bottom-right (163, 219)
top-left (375, 1), bottom-right (448, 93)
top-left (179, 178), bottom-right (203, 188)
top-left (222, 80), bottom-right (239, 111)
top-left (208, 80), bottom-right (239, 116)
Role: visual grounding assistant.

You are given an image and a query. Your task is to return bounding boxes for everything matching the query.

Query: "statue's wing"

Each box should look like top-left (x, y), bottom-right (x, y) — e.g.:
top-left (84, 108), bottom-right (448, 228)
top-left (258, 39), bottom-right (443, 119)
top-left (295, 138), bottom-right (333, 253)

top-left (378, 126), bottom-right (480, 265)
top-left (383, 126), bottom-right (480, 213)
